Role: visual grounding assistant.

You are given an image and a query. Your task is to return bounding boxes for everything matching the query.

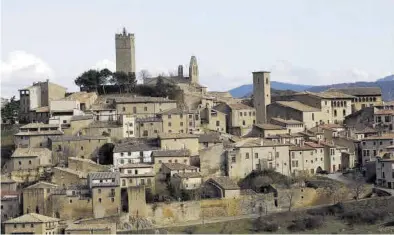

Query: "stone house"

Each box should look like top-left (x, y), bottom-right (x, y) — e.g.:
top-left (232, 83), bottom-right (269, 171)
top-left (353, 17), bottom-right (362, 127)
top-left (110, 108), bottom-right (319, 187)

top-left (120, 114), bottom-right (136, 138)
top-left (289, 145), bottom-right (325, 175)
top-left (62, 91), bottom-right (98, 111)
top-left (64, 115), bottom-right (94, 136)
top-left (23, 181), bottom-right (58, 215)
top-left (160, 162), bottom-right (200, 179)
top-left (270, 117), bottom-right (305, 134)
top-left (360, 134), bottom-right (394, 164)
top-left (376, 153), bottom-right (394, 189)
top-left (328, 87), bottom-right (383, 112)
top-left (135, 117), bottom-right (163, 138)
top-left (115, 96), bottom-right (177, 118)
top-left (1, 176), bottom-right (18, 192)
top-left (88, 172), bottom-right (121, 218)
top-left (48, 135), bottom-right (108, 165)
top-left (119, 163), bottom-right (155, 193)
top-left (204, 176), bottom-right (240, 199)
top-left (198, 132), bottom-right (223, 149)
top-left (199, 107), bottom-right (227, 133)
top-left (226, 138), bottom-right (291, 179)
top-left (65, 223), bottom-right (116, 234)
top-left (29, 106), bottom-right (51, 124)
top-left (113, 140), bottom-right (160, 168)
top-left (250, 123), bottom-right (288, 138)
top-left (48, 99), bottom-right (85, 126)
top-left (1, 193), bottom-right (20, 221)
top-left (51, 167), bottom-right (88, 187)
top-left (374, 109), bottom-right (394, 132)
top-left (19, 80), bottom-right (67, 123)
top-left (89, 98), bottom-right (117, 122)
top-left (170, 172), bottom-right (203, 198)
top-left (213, 102), bottom-right (256, 136)
top-left (319, 141), bottom-right (345, 172)
top-left (152, 149), bottom-right (191, 172)
top-left (267, 101), bottom-right (325, 129)
top-left (8, 148), bottom-right (52, 172)
top-left (3, 213), bottom-right (60, 235)
top-left (83, 121), bottom-right (123, 140)
top-left (158, 108), bottom-right (197, 134)
top-left (159, 133), bottom-right (199, 156)
top-left (14, 123), bottom-right (63, 148)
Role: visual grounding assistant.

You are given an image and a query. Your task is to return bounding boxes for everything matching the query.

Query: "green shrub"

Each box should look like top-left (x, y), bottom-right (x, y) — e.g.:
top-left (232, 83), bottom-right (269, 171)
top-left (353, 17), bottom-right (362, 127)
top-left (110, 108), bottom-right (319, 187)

top-left (252, 218), bottom-right (279, 232)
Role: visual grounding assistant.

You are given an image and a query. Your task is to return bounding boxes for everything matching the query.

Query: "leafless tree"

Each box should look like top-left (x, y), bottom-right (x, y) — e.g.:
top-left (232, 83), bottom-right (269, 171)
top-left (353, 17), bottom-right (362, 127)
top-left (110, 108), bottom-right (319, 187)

top-left (324, 185), bottom-right (347, 204)
top-left (139, 70), bottom-right (151, 81)
top-left (284, 188), bottom-right (296, 211)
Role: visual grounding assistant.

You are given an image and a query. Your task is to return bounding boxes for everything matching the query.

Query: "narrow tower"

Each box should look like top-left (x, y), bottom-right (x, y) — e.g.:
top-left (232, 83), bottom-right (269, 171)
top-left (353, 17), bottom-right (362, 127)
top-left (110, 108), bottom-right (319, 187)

top-left (253, 71), bottom-right (271, 124)
top-left (115, 27), bottom-right (135, 74)
top-left (189, 56), bottom-right (199, 84)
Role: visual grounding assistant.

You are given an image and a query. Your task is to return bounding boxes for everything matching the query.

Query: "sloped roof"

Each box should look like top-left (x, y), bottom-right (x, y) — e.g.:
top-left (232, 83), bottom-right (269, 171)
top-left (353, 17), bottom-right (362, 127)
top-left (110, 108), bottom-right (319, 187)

top-left (159, 107), bottom-right (193, 115)
top-left (114, 96), bottom-right (176, 104)
top-left (71, 115), bottom-right (94, 121)
top-left (304, 142), bottom-right (324, 148)
top-left (174, 172), bottom-right (202, 178)
top-left (375, 109), bottom-right (394, 115)
top-left (118, 163), bottom-right (153, 169)
top-left (275, 101), bottom-right (319, 112)
top-left (363, 134), bottom-right (394, 140)
top-left (20, 123), bottom-right (59, 129)
top-left (271, 117), bottom-right (303, 125)
top-left (11, 148), bottom-right (51, 158)
top-left (159, 133), bottom-right (199, 139)
top-left (162, 163), bottom-right (198, 171)
top-left (25, 181), bottom-right (58, 189)
top-left (254, 123), bottom-right (285, 130)
top-left (3, 213), bottom-right (59, 224)
top-left (49, 135), bottom-right (107, 142)
top-left (227, 103), bottom-right (255, 110)
top-left (209, 177), bottom-right (240, 190)
top-left (66, 223), bottom-right (115, 231)
top-left (198, 133), bottom-right (222, 143)
top-left (152, 149), bottom-right (190, 157)
top-left (328, 87), bottom-right (382, 96)
top-left (289, 145), bottom-right (315, 151)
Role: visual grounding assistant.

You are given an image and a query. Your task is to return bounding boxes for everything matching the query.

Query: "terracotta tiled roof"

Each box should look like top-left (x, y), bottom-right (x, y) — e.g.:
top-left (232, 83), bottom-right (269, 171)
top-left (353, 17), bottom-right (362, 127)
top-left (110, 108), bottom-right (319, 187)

top-left (174, 172), bottom-right (202, 178)
top-left (271, 117), bottom-right (303, 125)
top-left (304, 142), bottom-right (324, 148)
top-left (49, 135), bottom-right (107, 142)
top-left (152, 149), bottom-right (190, 157)
top-left (328, 87), bottom-right (382, 96)
top-left (254, 123), bottom-right (285, 130)
top-left (227, 103), bottom-right (255, 110)
top-left (3, 213), bottom-right (59, 224)
top-left (162, 163), bottom-right (198, 171)
top-left (11, 148), bottom-right (51, 158)
top-left (275, 101), bottom-right (320, 112)
top-left (25, 181), bottom-right (58, 189)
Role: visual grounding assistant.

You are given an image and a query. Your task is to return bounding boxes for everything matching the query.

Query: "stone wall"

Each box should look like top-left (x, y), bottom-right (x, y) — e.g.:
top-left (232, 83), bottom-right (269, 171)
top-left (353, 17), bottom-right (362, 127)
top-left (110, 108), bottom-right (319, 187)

top-left (199, 144), bottom-right (226, 178)
top-left (50, 194), bottom-right (93, 220)
top-left (145, 187), bottom-right (318, 226)
top-left (68, 158), bottom-right (109, 173)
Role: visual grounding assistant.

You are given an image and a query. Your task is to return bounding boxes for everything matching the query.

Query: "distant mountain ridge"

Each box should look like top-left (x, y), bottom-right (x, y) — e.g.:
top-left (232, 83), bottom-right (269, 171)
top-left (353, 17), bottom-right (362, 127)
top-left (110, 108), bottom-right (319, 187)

top-left (229, 75), bottom-right (394, 101)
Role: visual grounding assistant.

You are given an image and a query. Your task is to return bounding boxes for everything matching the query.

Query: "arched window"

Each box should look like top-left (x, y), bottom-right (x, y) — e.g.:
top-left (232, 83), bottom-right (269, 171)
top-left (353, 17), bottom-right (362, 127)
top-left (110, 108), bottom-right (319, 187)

top-left (343, 109), bottom-right (346, 116)
top-left (334, 110), bottom-right (337, 117)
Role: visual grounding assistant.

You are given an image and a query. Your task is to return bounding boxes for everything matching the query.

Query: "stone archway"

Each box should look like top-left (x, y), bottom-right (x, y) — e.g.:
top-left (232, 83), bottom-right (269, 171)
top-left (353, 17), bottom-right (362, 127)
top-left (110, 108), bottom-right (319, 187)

top-left (316, 166), bottom-right (323, 173)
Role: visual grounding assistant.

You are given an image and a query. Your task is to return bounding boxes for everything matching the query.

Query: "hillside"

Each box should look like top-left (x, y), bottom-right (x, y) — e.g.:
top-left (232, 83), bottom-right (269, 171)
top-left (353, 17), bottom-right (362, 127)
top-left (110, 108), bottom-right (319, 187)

top-left (229, 75), bottom-right (394, 101)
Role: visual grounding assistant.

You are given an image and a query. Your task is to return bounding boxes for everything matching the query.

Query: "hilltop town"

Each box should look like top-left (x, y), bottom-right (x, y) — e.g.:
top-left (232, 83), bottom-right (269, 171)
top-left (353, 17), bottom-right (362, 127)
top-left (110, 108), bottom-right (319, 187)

top-left (1, 28), bottom-right (394, 234)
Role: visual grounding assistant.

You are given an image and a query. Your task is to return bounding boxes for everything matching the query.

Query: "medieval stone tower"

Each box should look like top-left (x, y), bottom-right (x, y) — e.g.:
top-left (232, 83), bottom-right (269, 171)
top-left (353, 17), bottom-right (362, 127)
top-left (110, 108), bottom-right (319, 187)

top-left (189, 56), bottom-right (199, 84)
top-left (253, 71), bottom-right (271, 124)
top-left (115, 27), bottom-right (135, 74)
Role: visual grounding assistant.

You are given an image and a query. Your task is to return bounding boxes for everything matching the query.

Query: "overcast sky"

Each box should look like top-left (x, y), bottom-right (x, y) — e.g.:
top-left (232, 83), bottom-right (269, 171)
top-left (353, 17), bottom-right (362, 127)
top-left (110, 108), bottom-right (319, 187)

top-left (1, 0), bottom-right (393, 98)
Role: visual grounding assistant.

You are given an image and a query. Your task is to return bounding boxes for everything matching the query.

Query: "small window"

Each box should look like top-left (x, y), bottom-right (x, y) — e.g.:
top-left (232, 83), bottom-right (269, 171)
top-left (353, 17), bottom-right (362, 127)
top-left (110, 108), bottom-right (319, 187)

top-left (245, 153), bottom-right (250, 159)
top-left (111, 198), bottom-right (115, 202)
top-left (29, 160), bottom-right (32, 165)
top-left (144, 106), bottom-right (147, 111)
top-left (31, 224), bottom-right (34, 228)
top-left (81, 146), bottom-right (83, 150)
top-left (98, 198), bottom-right (102, 203)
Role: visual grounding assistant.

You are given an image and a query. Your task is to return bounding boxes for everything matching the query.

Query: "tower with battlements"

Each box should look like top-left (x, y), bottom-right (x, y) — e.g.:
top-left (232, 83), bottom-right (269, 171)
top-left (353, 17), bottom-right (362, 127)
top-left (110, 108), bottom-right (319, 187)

top-left (253, 71), bottom-right (271, 124)
top-left (115, 27), bottom-right (135, 74)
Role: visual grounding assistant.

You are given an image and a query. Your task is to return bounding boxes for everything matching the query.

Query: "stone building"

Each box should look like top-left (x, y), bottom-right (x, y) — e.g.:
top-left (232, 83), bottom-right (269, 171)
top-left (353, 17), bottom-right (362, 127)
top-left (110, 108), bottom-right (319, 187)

top-left (213, 102), bottom-right (256, 136)
top-left (51, 167), bottom-right (88, 187)
top-left (374, 109), bottom-right (394, 132)
top-left (1, 193), bottom-right (20, 221)
top-left (119, 163), bottom-right (155, 193)
top-left (8, 148), bottom-right (52, 172)
top-left (249, 123), bottom-right (288, 138)
top-left (19, 80), bottom-right (67, 123)
top-left (88, 172), bottom-right (121, 218)
top-left (289, 144), bottom-right (325, 175)
top-left (135, 117), bottom-right (163, 138)
top-left (270, 117), bottom-right (305, 134)
top-left (267, 101), bottom-right (325, 129)
top-left (199, 107), bottom-right (227, 133)
top-left (3, 213), bottom-right (60, 235)
top-left (159, 133), bottom-right (199, 156)
top-left (48, 135), bottom-right (108, 165)
top-left (204, 176), bottom-right (241, 199)
top-left (158, 108), bottom-right (197, 134)
top-left (170, 172), bottom-right (202, 198)
top-left (360, 133), bottom-right (394, 164)
top-left (152, 149), bottom-right (191, 172)
top-left (328, 87), bottom-right (383, 112)
top-left (23, 181), bottom-right (58, 215)
top-left (226, 138), bottom-right (291, 179)
top-left (160, 163), bottom-right (200, 179)
top-left (14, 123), bottom-right (63, 148)
top-left (198, 132), bottom-right (223, 149)
top-left (115, 27), bottom-right (135, 74)
top-left (376, 152), bottom-right (394, 189)
top-left (253, 71), bottom-right (271, 124)
top-left (113, 139), bottom-right (160, 168)
top-left (115, 96), bottom-right (177, 118)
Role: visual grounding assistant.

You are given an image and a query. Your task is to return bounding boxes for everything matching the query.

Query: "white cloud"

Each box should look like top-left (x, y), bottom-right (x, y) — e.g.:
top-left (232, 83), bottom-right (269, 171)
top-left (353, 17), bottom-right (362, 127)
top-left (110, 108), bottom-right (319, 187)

top-left (1, 51), bottom-right (54, 98)
top-left (92, 59), bottom-right (116, 72)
